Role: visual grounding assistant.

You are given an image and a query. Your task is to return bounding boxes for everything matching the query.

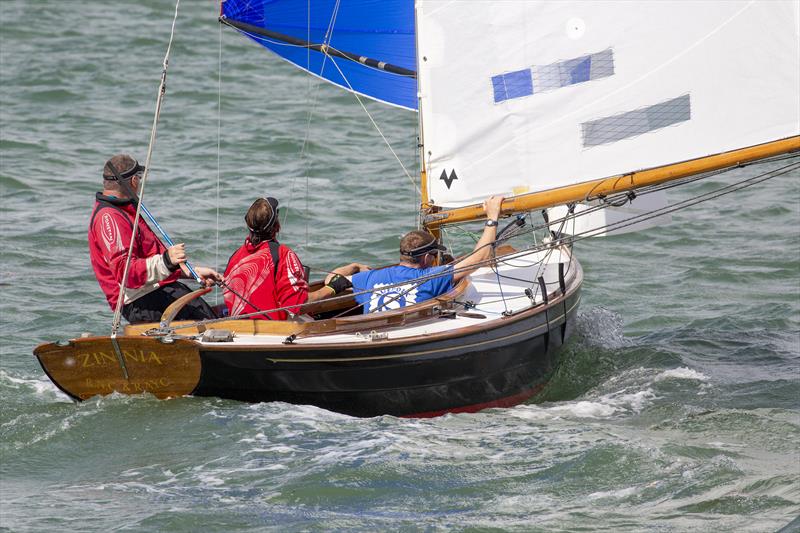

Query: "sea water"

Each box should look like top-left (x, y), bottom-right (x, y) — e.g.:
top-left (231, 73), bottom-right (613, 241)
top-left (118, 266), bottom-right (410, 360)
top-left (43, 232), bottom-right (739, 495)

top-left (1, 1), bottom-right (798, 531)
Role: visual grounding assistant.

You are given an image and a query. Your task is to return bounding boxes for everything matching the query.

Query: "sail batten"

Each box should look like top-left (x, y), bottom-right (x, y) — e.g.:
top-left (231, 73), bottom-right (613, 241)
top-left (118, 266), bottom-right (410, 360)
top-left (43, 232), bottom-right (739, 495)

top-left (424, 136), bottom-right (800, 228)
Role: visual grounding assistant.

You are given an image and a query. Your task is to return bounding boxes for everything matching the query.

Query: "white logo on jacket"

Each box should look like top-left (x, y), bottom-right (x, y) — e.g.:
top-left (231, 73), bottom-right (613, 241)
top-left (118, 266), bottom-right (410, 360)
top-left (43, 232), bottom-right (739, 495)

top-left (285, 250), bottom-right (308, 293)
top-left (366, 283), bottom-right (418, 313)
top-left (100, 212), bottom-right (124, 253)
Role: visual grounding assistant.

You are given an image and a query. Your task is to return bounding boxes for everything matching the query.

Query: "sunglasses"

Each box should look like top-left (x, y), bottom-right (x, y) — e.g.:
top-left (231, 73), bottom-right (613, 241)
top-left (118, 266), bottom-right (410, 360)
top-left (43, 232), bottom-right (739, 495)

top-left (105, 160), bottom-right (145, 181)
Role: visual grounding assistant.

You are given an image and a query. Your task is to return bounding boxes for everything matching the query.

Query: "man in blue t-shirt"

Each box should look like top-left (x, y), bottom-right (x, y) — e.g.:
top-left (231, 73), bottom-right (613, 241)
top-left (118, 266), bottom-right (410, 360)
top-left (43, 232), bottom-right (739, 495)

top-left (336, 195), bottom-right (504, 314)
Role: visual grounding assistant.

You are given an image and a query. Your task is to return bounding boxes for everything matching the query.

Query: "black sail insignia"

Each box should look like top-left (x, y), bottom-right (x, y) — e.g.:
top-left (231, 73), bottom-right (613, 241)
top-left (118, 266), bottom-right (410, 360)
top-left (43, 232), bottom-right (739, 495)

top-left (440, 169), bottom-right (458, 189)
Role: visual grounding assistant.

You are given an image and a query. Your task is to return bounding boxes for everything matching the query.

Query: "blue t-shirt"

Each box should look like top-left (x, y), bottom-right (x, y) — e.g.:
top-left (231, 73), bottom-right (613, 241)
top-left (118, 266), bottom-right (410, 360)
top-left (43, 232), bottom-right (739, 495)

top-left (351, 265), bottom-right (454, 314)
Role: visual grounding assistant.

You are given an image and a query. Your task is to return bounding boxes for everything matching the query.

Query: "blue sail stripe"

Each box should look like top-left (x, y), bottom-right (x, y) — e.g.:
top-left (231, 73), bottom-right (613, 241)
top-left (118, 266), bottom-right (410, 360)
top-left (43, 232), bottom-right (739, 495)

top-left (492, 49), bottom-right (615, 104)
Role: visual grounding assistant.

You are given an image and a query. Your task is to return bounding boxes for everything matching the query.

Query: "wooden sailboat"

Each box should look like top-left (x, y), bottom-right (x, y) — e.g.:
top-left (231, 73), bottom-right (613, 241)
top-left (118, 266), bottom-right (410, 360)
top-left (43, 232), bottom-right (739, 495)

top-left (34, 1), bottom-right (799, 417)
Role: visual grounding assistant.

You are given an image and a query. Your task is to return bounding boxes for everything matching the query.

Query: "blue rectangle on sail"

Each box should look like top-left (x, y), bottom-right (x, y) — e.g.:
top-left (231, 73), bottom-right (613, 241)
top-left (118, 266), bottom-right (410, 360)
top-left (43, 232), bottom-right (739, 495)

top-left (493, 49), bottom-right (614, 103)
top-left (492, 69), bottom-right (534, 103)
top-left (582, 94), bottom-right (691, 147)
top-left (566, 56), bottom-right (592, 84)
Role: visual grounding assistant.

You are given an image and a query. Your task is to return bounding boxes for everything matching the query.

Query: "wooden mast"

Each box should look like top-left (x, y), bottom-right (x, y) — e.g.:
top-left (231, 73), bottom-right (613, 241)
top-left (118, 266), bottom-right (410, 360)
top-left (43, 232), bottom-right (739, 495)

top-left (424, 135), bottom-right (800, 229)
top-left (415, 1), bottom-right (440, 240)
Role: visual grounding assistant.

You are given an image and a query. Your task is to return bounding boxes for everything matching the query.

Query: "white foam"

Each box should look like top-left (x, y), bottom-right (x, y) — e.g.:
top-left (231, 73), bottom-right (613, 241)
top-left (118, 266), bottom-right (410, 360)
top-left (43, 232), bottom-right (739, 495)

top-left (259, 445), bottom-right (294, 454)
top-left (196, 472), bottom-right (225, 487)
top-left (655, 367), bottom-right (709, 382)
top-left (552, 388), bottom-right (657, 419)
top-left (508, 405), bottom-right (559, 421)
top-left (0, 369), bottom-right (71, 401)
top-left (611, 389), bottom-right (656, 413)
top-left (587, 486), bottom-right (638, 500)
top-left (706, 441), bottom-right (746, 449)
top-left (549, 400), bottom-right (618, 418)
top-left (510, 386), bottom-right (657, 421)
top-left (576, 306), bottom-right (627, 349)
top-left (251, 464), bottom-right (288, 471)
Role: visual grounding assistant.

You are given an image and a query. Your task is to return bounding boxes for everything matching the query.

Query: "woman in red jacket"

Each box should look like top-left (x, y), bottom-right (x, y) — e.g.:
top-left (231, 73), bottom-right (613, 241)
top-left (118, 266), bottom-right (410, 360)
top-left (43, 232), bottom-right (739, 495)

top-left (223, 197), bottom-right (367, 320)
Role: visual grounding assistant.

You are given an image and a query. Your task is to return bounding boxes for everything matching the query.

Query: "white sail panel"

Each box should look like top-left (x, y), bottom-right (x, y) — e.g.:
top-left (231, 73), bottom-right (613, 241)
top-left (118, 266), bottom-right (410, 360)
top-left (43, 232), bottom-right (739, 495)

top-left (417, 1), bottom-right (800, 207)
top-left (546, 192), bottom-right (671, 238)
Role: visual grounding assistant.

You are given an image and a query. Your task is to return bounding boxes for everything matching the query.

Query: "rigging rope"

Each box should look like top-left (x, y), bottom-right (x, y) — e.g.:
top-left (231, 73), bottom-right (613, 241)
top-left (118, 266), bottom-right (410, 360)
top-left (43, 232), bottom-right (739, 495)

top-left (324, 155), bottom-right (800, 320)
top-left (216, 11), bottom-right (223, 305)
top-left (111, 0), bottom-right (181, 339)
top-left (272, 0), bottom-right (420, 259)
top-left (282, 0), bottom-right (340, 244)
top-left (517, 158), bottom-right (800, 252)
top-left (325, 55), bottom-right (421, 195)
top-left (305, 0), bottom-right (313, 250)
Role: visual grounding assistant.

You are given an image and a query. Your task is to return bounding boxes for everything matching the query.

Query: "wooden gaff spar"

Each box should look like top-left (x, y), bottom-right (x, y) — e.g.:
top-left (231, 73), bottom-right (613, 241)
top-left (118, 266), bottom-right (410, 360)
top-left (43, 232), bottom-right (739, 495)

top-left (425, 137), bottom-right (800, 229)
top-left (34, 0), bottom-right (800, 416)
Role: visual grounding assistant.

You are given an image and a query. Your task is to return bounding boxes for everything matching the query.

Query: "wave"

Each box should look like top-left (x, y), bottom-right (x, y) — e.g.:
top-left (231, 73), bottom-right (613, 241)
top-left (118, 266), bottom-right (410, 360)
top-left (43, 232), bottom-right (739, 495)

top-left (0, 369), bottom-right (70, 402)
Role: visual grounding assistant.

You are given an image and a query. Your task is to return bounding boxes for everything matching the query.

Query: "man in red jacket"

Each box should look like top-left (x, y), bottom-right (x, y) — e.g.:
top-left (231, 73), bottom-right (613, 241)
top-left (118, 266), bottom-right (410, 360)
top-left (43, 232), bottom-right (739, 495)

top-left (89, 154), bottom-right (222, 323)
top-left (224, 197), bottom-right (367, 320)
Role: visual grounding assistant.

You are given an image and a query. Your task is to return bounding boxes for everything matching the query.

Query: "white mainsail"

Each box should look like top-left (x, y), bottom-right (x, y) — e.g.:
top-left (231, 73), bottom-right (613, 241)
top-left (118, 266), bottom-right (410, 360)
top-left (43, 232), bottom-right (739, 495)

top-left (416, 0), bottom-right (800, 208)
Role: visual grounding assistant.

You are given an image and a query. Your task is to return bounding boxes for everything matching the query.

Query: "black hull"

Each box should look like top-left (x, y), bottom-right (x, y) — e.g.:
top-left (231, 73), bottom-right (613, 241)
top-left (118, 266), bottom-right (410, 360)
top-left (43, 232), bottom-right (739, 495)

top-left (193, 289), bottom-right (581, 417)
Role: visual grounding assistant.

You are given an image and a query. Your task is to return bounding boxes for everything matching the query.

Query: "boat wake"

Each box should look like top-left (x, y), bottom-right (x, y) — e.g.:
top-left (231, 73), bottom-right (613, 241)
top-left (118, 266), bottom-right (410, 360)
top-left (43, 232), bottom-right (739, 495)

top-left (572, 306), bottom-right (628, 350)
top-left (516, 365), bottom-right (710, 421)
top-left (534, 306), bottom-right (628, 402)
top-left (530, 304), bottom-right (718, 423)
top-left (0, 368), bottom-right (69, 402)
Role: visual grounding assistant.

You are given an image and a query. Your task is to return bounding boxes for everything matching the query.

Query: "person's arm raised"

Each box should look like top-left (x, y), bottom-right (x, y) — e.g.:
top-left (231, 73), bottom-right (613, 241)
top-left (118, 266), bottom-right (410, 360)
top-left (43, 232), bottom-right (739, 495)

top-left (452, 195), bottom-right (504, 283)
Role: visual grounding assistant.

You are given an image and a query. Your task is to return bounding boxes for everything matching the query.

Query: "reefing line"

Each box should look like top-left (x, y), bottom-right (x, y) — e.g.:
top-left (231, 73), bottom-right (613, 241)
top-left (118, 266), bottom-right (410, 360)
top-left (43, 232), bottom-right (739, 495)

top-left (110, 0), bottom-right (183, 378)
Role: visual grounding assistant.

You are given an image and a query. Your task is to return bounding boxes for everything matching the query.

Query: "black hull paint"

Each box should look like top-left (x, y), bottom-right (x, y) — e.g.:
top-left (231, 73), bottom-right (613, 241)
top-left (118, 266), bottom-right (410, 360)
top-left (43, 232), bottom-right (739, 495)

top-left (193, 289), bottom-right (581, 417)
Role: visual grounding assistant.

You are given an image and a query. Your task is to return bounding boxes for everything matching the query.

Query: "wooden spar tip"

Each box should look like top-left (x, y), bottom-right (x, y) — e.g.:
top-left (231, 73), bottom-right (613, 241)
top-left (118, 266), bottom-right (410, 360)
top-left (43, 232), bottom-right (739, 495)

top-left (424, 135), bottom-right (800, 229)
top-left (219, 16), bottom-right (417, 78)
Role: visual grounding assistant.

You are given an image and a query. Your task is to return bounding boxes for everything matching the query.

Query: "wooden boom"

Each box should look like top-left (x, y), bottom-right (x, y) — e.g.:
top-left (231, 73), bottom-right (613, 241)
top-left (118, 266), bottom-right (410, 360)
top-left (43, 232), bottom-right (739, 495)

top-left (423, 135), bottom-right (800, 229)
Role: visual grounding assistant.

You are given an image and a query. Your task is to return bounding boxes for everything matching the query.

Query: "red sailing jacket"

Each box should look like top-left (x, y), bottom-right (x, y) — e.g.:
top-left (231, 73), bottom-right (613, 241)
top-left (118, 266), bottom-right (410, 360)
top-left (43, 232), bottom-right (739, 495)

top-left (223, 238), bottom-right (308, 320)
top-left (88, 193), bottom-right (180, 310)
